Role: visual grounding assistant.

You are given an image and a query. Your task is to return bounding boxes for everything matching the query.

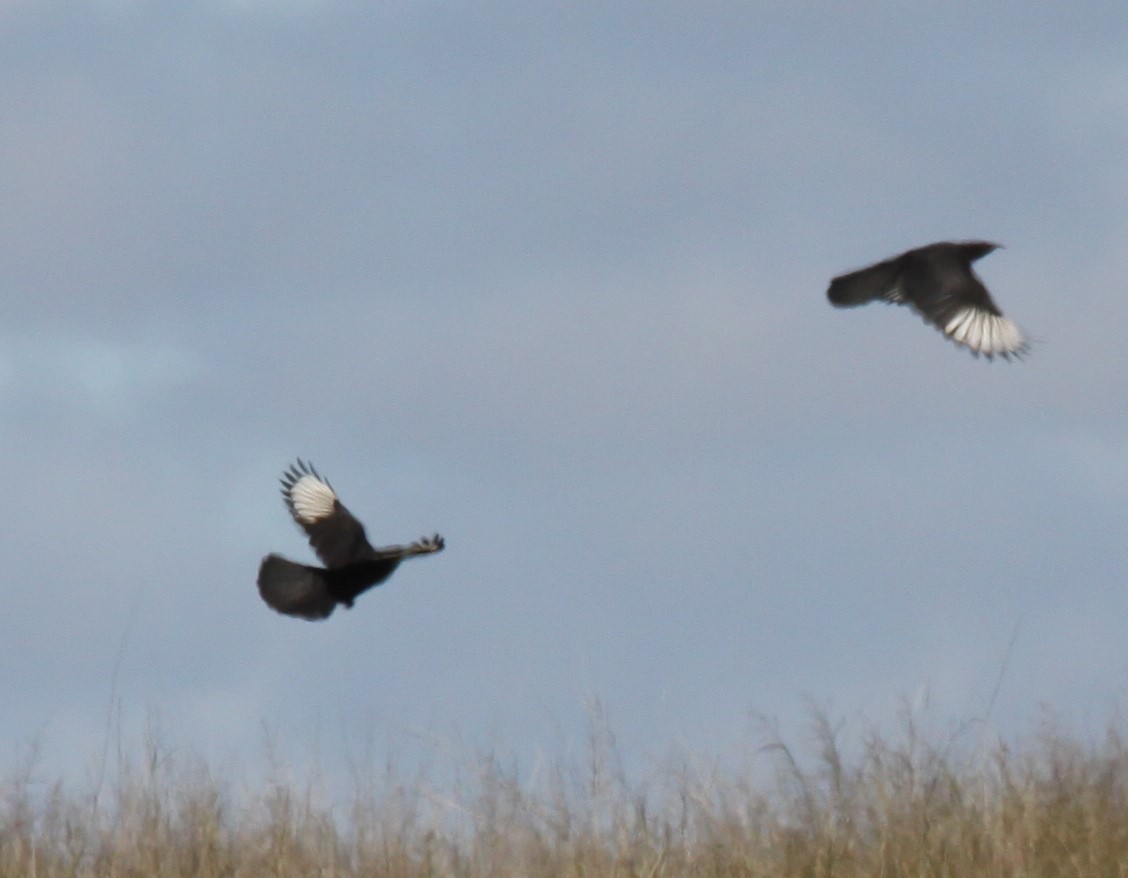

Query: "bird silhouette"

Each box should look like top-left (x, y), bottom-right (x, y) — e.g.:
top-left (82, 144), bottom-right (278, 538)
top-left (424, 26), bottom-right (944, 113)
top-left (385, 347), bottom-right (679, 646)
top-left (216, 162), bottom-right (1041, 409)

top-left (257, 459), bottom-right (444, 620)
top-left (827, 241), bottom-right (1029, 360)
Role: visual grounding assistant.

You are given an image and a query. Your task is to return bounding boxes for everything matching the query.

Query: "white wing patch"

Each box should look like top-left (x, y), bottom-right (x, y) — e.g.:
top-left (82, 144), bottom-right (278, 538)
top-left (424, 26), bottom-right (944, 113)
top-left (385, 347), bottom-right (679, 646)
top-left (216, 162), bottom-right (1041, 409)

top-left (943, 306), bottom-right (1028, 358)
top-left (288, 473), bottom-right (338, 522)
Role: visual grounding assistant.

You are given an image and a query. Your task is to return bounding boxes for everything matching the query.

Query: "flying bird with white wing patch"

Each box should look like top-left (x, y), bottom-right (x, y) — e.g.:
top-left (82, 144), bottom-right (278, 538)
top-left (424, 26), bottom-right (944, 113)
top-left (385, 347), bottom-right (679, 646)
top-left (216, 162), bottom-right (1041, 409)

top-left (827, 241), bottom-right (1030, 360)
top-left (257, 459), bottom-right (444, 620)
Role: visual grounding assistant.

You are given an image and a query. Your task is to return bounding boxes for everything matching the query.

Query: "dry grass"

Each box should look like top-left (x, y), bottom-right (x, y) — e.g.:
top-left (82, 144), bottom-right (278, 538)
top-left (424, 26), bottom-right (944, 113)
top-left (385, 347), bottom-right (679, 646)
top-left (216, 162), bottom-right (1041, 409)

top-left (4, 710), bottom-right (1128, 877)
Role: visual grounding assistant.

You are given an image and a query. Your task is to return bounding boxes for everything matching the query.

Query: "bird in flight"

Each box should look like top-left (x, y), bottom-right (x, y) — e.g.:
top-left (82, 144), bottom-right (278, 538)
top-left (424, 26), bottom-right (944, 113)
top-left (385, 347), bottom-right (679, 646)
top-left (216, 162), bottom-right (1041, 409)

top-left (257, 459), bottom-right (444, 620)
top-left (827, 241), bottom-right (1029, 360)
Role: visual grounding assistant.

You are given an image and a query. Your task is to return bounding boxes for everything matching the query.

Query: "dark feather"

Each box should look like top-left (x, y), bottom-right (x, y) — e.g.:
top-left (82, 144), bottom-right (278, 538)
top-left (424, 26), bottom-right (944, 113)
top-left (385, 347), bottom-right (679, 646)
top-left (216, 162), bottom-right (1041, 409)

top-left (827, 241), bottom-right (1029, 360)
top-left (257, 554), bottom-right (337, 620)
top-left (280, 458), bottom-right (375, 568)
top-left (259, 460), bottom-right (445, 621)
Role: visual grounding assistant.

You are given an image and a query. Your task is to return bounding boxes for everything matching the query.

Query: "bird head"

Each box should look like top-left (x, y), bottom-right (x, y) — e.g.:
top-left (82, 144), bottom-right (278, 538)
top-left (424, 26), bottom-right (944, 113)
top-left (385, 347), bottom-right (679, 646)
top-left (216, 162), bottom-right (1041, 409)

top-left (961, 241), bottom-right (1002, 261)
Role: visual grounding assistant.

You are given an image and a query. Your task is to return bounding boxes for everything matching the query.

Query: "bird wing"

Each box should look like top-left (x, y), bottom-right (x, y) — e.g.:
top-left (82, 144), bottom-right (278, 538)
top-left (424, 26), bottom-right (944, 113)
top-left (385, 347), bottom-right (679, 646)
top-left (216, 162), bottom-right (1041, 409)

top-left (280, 459), bottom-right (376, 568)
top-left (902, 268), bottom-right (1029, 360)
top-left (371, 534), bottom-right (446, 559)
top-left (826, 255), bottom-right (905, 307)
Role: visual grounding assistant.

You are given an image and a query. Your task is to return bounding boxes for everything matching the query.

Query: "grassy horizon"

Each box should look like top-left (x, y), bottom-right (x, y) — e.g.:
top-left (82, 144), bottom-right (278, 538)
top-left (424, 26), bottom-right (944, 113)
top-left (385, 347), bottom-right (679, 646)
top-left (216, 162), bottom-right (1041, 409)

top-left (4, 707), bottom-right (1128, 876)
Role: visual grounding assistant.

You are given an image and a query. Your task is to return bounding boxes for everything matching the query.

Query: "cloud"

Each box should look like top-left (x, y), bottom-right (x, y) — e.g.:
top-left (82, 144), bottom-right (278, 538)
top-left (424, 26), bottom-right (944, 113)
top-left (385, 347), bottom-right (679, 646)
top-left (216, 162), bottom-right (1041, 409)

top-left (3, 1), bottom-right (1128, 790)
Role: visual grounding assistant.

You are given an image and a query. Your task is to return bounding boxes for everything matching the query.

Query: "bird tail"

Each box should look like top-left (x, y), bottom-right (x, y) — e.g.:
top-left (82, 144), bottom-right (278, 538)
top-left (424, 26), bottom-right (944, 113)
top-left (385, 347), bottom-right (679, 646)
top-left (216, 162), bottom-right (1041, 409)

top-left (257, 554), bottom-right (337, 620)
top-left (827, 258), bottom-right (902, 307)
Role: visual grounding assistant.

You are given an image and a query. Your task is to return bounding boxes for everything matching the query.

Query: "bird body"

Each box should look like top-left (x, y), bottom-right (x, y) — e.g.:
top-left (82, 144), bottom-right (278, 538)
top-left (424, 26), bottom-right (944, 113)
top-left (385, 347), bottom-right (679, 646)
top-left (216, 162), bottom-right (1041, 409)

top-left (827, 241), bottom-right (1029, 360)
top-left (257, 460), bottom-right (444, 620)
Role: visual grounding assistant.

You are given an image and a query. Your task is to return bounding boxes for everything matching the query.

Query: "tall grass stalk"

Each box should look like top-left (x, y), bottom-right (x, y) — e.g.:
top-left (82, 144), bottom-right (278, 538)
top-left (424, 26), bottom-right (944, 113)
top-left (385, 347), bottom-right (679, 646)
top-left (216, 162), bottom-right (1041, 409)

top-left (4, 710), bottom-right (1128, 876)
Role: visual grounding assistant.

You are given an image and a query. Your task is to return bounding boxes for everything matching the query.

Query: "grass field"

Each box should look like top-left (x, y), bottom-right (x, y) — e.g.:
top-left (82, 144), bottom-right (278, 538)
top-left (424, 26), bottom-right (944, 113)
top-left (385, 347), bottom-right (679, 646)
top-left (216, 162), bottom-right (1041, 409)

top-left (4, 709), bottom-right (1128, 877)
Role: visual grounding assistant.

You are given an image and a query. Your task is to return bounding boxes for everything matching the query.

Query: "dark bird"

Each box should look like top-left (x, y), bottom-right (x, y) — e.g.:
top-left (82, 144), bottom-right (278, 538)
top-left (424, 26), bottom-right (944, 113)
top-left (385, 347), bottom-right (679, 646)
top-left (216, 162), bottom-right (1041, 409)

top-left (257, 459), bottom-right (444, 620)
top-left (827, 241), bottom-right (1029, 360)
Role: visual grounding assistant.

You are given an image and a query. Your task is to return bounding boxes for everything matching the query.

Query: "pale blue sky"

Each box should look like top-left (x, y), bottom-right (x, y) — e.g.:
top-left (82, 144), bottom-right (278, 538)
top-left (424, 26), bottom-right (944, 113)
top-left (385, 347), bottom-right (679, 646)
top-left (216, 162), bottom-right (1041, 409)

top-left (3, 1), bottom-right (1127, 783)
